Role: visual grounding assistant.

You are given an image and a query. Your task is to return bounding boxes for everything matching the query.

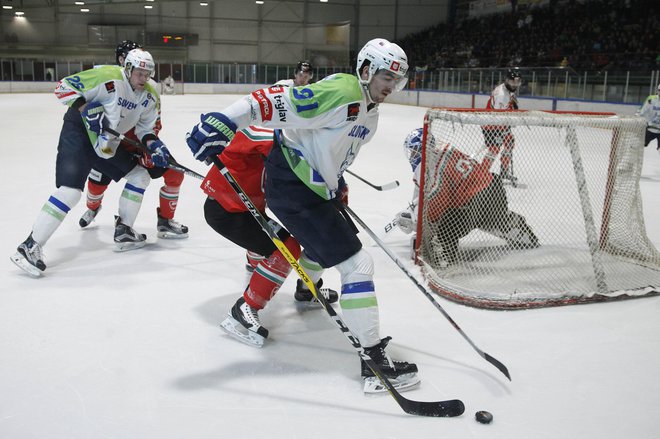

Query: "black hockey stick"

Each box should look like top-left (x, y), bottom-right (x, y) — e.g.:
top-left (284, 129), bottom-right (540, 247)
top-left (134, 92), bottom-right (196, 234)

top-left (345, 205), bottom-right (512, 381)
top-left (206, 155), bottom-right (463, 417)
top-left (346, 169), bottom-right (399, 191)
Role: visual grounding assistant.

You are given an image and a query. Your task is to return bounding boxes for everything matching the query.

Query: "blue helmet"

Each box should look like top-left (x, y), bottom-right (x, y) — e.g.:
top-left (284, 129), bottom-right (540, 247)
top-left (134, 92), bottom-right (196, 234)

top-left (403, 128), bottom-right (424, 170)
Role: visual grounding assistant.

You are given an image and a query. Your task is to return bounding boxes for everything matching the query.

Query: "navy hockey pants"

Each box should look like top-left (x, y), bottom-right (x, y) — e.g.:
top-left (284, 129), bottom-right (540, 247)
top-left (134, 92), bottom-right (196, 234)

top-left (55, 106), bottom-right (138, 190)
top-left (265, 143), bottom-right (362, 268)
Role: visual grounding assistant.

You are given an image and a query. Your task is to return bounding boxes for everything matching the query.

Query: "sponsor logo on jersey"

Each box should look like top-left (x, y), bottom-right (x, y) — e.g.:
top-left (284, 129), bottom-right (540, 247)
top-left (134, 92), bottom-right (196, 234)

top-left (346, 103), bottom-right (360, 121)
top-left (118, 97), bottom-right (138, 110)
top-left (251, 89), bottom-right (273, 121)
top-left (273, 95), bottom-right (286, 122)
top-left (268, 86), bottom-right (285, 94)
top-left (104, 82), bottom-right (115, 93)
top-left (348, 125), bottom-right (370, 140)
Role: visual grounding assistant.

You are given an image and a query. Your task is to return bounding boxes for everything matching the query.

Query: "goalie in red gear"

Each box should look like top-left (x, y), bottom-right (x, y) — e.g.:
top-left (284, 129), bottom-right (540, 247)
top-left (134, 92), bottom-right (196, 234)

top-left (79, 40), bottom-right (188, 239)
top-left (484, 67), bottom-right (522, 185)
top-left (201, 126), bottom-right (338, 347)
top-left (399, 128), bottom-right (538, 267)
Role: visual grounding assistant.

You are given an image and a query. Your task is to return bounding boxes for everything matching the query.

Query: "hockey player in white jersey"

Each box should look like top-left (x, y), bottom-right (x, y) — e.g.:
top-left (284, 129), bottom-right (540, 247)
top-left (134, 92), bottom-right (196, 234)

top-left (11, 49), bottom-right (170, 276)
top-left (185, 38), bottom-right (419, 394)
top-left (637, 83), bottom-right (660, 148)
top-left (274, 60), bottom-right (314, 87)
top-left (486, 68), bottom-right (522, 185)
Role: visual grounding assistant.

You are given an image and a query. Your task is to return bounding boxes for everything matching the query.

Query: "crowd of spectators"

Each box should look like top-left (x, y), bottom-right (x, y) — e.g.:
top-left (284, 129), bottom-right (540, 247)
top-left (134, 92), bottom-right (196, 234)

top-left (397, 0), bottom-right (659, 72)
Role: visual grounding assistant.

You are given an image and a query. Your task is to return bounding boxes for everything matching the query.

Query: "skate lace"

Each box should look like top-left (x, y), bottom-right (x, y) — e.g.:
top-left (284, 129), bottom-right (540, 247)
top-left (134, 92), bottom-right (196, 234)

top-left (240, 302), bottom-right (261, 328)
top-left (28, 241), bottom-right (44, 262)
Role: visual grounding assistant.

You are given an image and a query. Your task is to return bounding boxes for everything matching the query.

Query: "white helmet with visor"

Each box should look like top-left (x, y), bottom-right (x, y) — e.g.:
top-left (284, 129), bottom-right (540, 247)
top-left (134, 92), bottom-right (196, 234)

top-left (124, 48), bottom-right (155, 79)
top-left (356, 38), bottom-right (409, 93)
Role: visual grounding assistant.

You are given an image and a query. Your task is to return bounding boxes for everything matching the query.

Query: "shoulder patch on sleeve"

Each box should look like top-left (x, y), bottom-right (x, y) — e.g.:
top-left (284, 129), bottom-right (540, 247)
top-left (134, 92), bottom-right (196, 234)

top-left (104, 82), bottom-right (116, 93)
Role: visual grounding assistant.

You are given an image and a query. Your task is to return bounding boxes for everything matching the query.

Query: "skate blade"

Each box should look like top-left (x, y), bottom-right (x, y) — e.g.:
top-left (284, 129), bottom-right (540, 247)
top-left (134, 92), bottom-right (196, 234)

top-left (363, 373), bottom-right (421, 394)
top-left (157, 231), bottom-right (189, 239)
top-left (113, 240), bottom-right (147, 252)
top-left (10, 253), bottom-right (43, 278)
top-left (220, 316), bottom-right (265, 348)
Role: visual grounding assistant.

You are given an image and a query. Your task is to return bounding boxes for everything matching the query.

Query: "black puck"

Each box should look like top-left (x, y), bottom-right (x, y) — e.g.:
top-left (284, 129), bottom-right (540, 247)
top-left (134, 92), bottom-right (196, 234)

top-left (475, 410), bottom-right (493, 424)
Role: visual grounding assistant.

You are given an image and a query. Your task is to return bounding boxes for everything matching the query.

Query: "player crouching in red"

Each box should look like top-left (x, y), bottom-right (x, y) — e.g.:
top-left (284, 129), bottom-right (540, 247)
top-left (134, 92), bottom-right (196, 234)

top-left (201, 126), bottom-right (338, 347)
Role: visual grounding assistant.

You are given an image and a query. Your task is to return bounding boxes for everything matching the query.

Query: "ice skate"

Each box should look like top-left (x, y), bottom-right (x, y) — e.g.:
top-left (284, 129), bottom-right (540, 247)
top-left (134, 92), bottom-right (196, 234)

top-left (220, 297), bottom-right (268, 348)
top-left (113, 215), bottom-right (146, 252)
top-left (361, 336), bottom-right (420, 394)
top-left (156, 208), bottom-right (188, 239)
top-left (294, 278), bottom-right (339, 305)
top-left (10, 233), bottom-right (46, 277)
top-left (79, 205), bottom-right (102, 228)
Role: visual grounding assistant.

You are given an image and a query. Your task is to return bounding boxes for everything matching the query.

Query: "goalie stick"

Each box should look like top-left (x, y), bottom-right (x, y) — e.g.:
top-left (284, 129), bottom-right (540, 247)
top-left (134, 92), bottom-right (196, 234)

top-left (345, 205), bottom-right (512, 381)
top-left (205, 155), bottom-right (464, 418)
top-left (346, 169), bottom-right (399, 191)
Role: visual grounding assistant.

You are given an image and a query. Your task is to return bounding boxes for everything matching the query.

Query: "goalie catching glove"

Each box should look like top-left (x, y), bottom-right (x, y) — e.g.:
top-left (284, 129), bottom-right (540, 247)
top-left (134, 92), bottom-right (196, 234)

top-left (186, 112), bottom-right (237, 161)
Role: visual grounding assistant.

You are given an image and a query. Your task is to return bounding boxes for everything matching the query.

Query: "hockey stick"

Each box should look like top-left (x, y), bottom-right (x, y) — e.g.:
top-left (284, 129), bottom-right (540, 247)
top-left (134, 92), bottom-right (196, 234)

top-left (346, 169), bottom-right (399, 191)
top-left (206, 155), bottom-right (463, 418)
top-left (344, 205), bottom-right (512, 381)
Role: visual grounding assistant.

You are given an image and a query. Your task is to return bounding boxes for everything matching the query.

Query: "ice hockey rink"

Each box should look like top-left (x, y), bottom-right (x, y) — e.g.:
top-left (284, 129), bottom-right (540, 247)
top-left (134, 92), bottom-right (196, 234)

top-left (1, 93), bottom-right (659, 439)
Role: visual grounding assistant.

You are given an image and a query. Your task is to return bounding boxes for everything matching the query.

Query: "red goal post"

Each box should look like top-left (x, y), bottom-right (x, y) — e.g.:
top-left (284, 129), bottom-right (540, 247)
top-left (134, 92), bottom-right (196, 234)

top-left (415, 108), bottom-right (660, 309)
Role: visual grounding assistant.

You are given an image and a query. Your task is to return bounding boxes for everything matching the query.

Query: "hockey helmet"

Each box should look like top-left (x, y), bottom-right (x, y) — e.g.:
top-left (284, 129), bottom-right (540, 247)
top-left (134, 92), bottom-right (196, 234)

top-left (124, 48), bottom-right (155, 79)
top-left (115, 40), bottom-right (141, 66)
top-left (295, 61), bottom-right (314, 78)
top-left (505, 68), bottom-right (522, 90)
top-left (356, 38), bottom-right (409, 92)
top-left (403, 128), bottom-right (435, 170)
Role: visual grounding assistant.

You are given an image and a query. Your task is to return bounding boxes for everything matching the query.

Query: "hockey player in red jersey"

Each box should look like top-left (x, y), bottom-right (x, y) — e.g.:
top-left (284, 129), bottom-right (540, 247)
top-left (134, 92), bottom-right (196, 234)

top-left (79, 40), bottom-right (188, 241)
top-left (396, 128), bottom-right (538, 267)
top-left (485, 68), bottom-right (522, 185)
top-left (202, 126), bottom-right (338, 347)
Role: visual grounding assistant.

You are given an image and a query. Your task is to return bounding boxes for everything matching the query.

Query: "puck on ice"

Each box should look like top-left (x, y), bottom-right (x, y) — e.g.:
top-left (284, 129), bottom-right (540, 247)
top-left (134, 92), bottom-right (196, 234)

top-left (475, 410), bottom-right (493, 424)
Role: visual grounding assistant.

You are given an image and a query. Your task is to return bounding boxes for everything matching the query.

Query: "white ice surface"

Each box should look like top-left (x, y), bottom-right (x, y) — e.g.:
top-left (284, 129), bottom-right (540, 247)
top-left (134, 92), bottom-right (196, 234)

top-left (1, 93), bottom-right (659, 439)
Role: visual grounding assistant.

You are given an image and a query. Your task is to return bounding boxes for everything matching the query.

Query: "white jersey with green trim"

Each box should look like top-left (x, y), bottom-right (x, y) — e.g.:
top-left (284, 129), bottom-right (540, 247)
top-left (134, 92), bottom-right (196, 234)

top-left (54, 65), bottom-right (160, 157)
top-left (638, 94), bottom-right (660, 133)
top-left (223, 73), bottom-right (379, 195)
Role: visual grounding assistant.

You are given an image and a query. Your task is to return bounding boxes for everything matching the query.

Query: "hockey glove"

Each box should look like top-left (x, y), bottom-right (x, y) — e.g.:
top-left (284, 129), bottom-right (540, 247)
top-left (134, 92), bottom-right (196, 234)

top-left (147, 139), bottom-right (170, 168)
top-left (336, 178), bottom-right (349, 205)
top-left (186, 112), bottom-right (237, 162)
top-left (139, 151), bottom-right (155, 168)
top-left (81, 102), bottom-right (109, 136)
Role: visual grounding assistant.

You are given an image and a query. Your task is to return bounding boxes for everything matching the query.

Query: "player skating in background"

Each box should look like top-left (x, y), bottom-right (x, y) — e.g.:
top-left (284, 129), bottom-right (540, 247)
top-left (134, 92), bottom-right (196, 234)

top-left (274, 60), bottom-right (314, 87)
top-left (185, 38), bottom-right (419, 394)
top-left (11, 49), bottom-right (171, 276)
top-left (79, 40), bottom-right (188, 241)
top-left (637, 83), bottom-right (660, 148)
top-left (485, 67), bottom-right (522, 185)
top-left (201, 126), bottom-right (338, 347)
top-left (395, 128), bottom-right (538, 267)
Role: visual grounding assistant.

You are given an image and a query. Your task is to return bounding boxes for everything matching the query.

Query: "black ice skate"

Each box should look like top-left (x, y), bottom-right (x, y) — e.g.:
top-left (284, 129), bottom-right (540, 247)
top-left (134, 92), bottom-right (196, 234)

top-left (10, 233), bottom-right (46, 277)
top-left (79, 205), bottom-right (102, 228)
top-left (220, 297), bottom-right (269, 348)
top-left (156, 208), bottom-right (189, 239)
top-left (114, 215), bottom-right (146, 252)
top-left (294, 278), bottom-right (339, 305)
top-left (361, 336), bottom-right (420, 394)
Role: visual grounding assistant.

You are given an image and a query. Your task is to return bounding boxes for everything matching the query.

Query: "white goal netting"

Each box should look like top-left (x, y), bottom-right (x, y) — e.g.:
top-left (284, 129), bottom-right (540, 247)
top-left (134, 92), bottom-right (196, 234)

top-left (416, 108), bottom-right (660, 309)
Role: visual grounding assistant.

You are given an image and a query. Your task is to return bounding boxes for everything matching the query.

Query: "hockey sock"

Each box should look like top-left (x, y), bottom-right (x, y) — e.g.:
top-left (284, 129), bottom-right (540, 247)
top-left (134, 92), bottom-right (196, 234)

top-left (246, 250), bottom-right (265, 271)
top-left (118, 167), bottom-right (150, 227)
top-left (298, 251), bottom-right (324, 289)
top-left (31, 186), bottom-right (82, 245)
top-left (158, 169), bottom-right (184, 219)
top-left (336, 249), bottom-right (381, 347)
top-left (86, 180), bottom-right (108, 211)
top-left (244, 236), bottom-right (301, 310)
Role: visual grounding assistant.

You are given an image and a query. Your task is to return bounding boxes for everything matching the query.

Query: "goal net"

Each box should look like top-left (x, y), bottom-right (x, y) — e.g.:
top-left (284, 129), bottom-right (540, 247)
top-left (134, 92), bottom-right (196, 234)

top-left (160, 77), bottom-right (184, 95)
top-left (416, 108), bottom-right (660, 309)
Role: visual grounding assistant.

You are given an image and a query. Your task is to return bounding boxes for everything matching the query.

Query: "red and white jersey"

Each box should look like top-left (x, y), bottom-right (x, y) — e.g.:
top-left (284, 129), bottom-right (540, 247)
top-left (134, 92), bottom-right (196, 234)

top-left (201, 126), bottom-right (274, 213)
top-left (420, 143), bottom-right (495, 222)
top-left (486, 83), bottom-right (517, 110)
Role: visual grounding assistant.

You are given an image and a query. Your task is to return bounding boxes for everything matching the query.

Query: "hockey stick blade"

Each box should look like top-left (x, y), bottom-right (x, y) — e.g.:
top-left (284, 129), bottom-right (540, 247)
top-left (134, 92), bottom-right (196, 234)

top-left (345, 206), bottom-right (512, 381)
top-left (346, 169), bottom-right (399, 191)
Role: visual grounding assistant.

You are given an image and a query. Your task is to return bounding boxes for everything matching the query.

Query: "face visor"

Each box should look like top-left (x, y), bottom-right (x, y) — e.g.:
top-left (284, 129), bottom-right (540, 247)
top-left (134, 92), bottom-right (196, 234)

top-left (374, 68), bottom-right (408, 92)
